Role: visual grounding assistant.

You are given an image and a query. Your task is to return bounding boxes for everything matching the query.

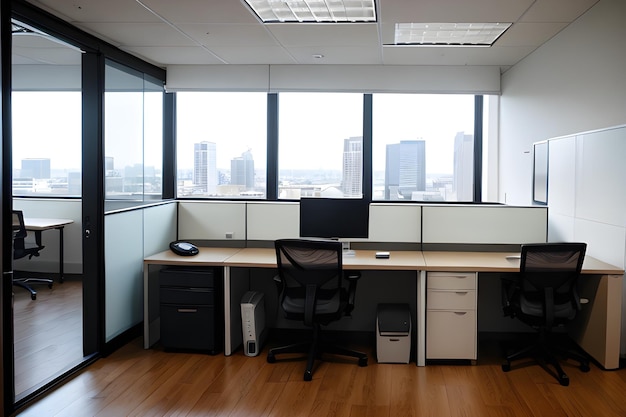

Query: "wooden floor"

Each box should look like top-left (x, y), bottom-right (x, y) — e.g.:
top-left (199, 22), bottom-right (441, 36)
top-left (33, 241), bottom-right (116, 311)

top-left (14, 334), bottom-right (626, 417)
top-left (13, 275), bottom-right (85, 399)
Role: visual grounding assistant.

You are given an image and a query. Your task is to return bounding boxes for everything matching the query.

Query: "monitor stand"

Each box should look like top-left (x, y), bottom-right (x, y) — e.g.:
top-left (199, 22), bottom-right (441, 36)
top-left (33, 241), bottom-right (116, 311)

top-left (342, 241), bottom-right (355, 257)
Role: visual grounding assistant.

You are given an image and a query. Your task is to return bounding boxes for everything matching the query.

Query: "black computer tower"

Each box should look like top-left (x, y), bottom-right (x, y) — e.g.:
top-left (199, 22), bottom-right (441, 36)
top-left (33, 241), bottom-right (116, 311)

top-left (158, 267), bottom-right (223, 354)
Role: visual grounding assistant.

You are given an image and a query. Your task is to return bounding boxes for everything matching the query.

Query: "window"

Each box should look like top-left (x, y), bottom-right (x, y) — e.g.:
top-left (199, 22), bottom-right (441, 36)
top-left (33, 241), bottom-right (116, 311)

top-left (104, 60), bottom-right (164, 202)
top-left (372, 94), bottom-right (475, 201)
top-left (278, 93), bottom-right (363, 199)
top-left (176, 92), bottom-right (267, 198)
top-left (12, 20), bottom-right (82, 197)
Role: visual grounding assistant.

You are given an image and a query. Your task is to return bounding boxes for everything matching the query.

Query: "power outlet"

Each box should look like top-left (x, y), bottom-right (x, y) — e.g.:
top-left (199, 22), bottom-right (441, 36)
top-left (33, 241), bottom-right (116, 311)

top-left (225, 232), bottom-right (234, 239)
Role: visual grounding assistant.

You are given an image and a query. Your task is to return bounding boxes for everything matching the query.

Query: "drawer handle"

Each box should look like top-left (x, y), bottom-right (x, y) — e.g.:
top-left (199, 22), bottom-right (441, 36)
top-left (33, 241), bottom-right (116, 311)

top-left (455, 291), bottom-right (469, 295)
top-left (454, 311), bottom-right (468, 316)
top-left (177, 308), bottom-right (198, 313)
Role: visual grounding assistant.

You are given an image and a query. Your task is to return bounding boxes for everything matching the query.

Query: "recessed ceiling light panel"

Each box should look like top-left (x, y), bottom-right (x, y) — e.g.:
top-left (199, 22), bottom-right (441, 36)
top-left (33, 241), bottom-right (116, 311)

top-left (394, 22), bottom-right (511, 46)
top-left (244, 0), bottom-right (376, 23)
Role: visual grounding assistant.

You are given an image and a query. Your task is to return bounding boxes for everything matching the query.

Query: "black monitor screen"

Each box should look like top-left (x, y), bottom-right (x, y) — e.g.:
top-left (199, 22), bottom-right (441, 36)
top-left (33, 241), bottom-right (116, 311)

top-left (299, 198), bottom-right (370, 239)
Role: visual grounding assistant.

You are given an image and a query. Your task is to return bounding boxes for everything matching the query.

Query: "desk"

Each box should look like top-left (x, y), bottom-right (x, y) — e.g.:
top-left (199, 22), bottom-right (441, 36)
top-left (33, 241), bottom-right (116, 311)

top-left (222, 248), bottom-right (425, 356)
top-left (24, 217), bottom-right (74, 283)
top-left (421, 251), bottom-right (623, 369)
top-left (143, 248), bottom-right (622, 369)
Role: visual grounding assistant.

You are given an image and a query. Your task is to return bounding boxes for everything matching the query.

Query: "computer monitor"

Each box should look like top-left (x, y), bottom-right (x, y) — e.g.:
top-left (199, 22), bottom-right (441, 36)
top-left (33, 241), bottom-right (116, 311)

top-left (299, 198), bottom-right (370, 240)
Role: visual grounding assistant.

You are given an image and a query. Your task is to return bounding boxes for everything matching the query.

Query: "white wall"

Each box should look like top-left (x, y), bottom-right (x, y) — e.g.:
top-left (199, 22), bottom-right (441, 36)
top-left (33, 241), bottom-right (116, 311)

top-left (499, 0), bottom-right (626, 206)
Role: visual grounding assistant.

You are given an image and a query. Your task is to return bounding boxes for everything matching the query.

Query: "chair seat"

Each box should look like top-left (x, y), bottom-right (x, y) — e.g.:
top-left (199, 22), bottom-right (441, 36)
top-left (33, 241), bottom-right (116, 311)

top-left (281, 287), bottom-right (345, 322)
top-left (519, 292), bottom-right (576, 322)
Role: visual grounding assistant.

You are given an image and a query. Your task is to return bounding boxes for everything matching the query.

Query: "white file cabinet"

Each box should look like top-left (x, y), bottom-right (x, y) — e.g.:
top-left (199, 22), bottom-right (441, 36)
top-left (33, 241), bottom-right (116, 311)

top-left (426, 272), bottom-right (477, 361)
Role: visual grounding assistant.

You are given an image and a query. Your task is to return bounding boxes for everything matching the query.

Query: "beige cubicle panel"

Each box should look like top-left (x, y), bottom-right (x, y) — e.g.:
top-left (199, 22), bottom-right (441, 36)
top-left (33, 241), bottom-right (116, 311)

top-left (368, 203), bottom-right (421, 243)
top-left (178, 201), bottom-right (246, 241)
top-left (422, 205), bottom-right (547, 244)
top-left (246, 201), bottom-right (299, 241)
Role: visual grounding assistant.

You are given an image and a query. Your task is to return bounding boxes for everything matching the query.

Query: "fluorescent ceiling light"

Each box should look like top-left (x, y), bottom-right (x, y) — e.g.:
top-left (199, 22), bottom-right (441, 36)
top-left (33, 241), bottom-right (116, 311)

top-left (243, 0), bottom-right (376, 23)
top-left (394, 22), bottom-right (511, 46)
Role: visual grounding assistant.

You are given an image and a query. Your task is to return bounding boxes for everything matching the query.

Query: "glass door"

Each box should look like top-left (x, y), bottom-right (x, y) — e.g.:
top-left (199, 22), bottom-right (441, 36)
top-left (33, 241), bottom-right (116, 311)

top-left (10, 19), bottom-right (89, 404)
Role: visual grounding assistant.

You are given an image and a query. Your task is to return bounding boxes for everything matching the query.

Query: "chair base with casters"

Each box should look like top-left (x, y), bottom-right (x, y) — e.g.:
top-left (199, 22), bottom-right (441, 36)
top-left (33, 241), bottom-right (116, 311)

top-left (267, 324), bottom-right (368, 381)
top-left (13, 276), bottom-right (54, 300)
top-left (501, 330), bottom-right (590, 386)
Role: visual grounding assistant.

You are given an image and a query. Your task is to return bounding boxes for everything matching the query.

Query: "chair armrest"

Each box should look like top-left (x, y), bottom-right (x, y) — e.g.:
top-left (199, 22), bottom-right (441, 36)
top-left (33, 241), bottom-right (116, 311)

top-left (273, 274), bottom-right (283, 293)
top-left (343, 271), bottom-right (361, 314)
top-left (501, 273), bottom-right (519, 317)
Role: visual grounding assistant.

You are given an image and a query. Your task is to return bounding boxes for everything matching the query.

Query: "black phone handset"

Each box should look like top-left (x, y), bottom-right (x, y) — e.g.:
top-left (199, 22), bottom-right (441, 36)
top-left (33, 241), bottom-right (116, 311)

top-left (169, 241), bottom-right (199, 256)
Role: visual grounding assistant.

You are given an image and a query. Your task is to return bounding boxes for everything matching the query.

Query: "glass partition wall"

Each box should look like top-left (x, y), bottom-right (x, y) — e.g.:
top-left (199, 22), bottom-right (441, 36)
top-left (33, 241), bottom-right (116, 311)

top-left (11, 19), bottom-right (85, 402)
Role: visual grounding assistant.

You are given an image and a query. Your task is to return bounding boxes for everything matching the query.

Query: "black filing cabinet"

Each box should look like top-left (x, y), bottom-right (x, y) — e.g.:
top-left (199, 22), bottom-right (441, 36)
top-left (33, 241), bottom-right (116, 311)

top-left (159, 267), bottom-right (223, 354)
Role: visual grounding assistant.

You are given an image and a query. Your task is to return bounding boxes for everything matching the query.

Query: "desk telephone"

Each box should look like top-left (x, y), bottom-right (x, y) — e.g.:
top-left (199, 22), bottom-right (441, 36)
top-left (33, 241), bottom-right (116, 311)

top-left (169, 241), bottom-right (199, 256)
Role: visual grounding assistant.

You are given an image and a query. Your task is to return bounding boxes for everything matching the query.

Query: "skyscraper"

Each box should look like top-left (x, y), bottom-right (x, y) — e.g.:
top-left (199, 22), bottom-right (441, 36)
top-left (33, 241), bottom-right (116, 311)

top-left (385, 140), bottom-right (426, 200)
top-left (194, 141), bottom-right (217, 194)
top-left (21, 158), bottom-right (51, 179)
top-left (342, 136), bottom-right (363, 197)
top-left (231, 149), bottom-right (255, 191)
top-left (453, 132), bottom-right (474, 201)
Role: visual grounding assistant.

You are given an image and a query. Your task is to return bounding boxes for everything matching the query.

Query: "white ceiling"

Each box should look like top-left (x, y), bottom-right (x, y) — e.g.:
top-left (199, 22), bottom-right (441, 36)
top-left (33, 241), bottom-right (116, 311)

top-left (16, 0), bottom-right (599, 72)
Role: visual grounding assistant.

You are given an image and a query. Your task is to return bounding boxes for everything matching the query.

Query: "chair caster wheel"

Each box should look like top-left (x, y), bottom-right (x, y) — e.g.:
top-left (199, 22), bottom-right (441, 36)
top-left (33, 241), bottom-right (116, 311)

top-left (501, 362), bottom-right (511, 372)
top-left (48, 283), bottom-right (53, 289)
top-left (304, 371), bottom-right (312, 381)
top-left (558, 375), bottom-right (570, 386)
top-left (31, 294), bottom-right (37, 300)
top-left (358, 357), bottom-right (368, 367)
top-left (580, 363), bottom-right (590, 372)
top-left (267, 354), bottom-right (276, 363)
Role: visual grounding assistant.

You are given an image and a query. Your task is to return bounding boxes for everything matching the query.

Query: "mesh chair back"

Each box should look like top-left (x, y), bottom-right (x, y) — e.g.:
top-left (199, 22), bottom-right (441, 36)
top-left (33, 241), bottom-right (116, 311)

top-left (275, 239), bottom-right (343, 289)
top-left (12, 210), bottom-right (27, 240)
top-left (520, 243), bottom-right (586, 293)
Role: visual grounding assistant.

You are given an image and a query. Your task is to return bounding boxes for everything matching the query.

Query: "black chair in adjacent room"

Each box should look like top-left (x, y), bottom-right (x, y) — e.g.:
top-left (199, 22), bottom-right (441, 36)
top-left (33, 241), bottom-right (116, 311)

top-left (501, 242), bottom-right (590, 386)
top-left (12, 210), bottom-right (53, 300)
top-left (267, 238), bottom-right (368, 381)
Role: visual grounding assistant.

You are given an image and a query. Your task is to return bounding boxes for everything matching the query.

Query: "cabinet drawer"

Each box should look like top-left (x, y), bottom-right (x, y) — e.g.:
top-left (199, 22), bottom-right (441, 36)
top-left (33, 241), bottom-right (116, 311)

top-left (426, 310), bottom-right (476, 360)
top-left (160, 287), bottom-right (214, 305)
top-left (427, 289), bottom-right (476, 310)
top-left (427, 272), bottom-right (476, 290)
top-left (159, 267), bottom-right (217, 288)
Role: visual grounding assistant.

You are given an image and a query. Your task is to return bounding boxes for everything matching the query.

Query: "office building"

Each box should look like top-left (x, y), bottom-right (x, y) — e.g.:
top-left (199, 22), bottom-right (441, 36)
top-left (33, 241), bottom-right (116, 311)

top-left (453, 132), bottom-right (474, 201)
top-left (230, 149), bottom-right (255, 191)
top-left (21, 158), bottom-right (50, 179)
top-left (342, 136), bottom-right (363, 197)
top-left (385, 140), bottom-right (426, 200)
top-left (193, 141), bottom-right (217, 194)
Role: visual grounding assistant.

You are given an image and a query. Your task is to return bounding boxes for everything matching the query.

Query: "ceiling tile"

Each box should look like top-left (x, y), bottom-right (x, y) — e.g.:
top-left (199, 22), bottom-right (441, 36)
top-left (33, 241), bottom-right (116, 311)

top-left (29, 0), bottom-right (161, 22)
top-left (79, 22), bottom-right (197, 47)
top-left (204, 46), bottom-right (298, 65)
top-left (379, 0), bottom-right (534, 23)
top-left (178, 23), bottom-right (279, 47)
top-left (121, 46), bottom-right (226, 65)
top-left (140, 0), bottom-right (259, 24)
top-left (496, 22), bottom-right (568, 47)
top-left (521, 0), bottom-right (599, 22)
top-left (267, 23), bottom-right (380, 47)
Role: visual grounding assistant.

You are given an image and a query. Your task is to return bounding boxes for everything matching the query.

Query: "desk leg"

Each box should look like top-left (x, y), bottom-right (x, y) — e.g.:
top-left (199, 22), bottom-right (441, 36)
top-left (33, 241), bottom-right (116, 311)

top-left (417, 270), bottom-right (426, 366)
top-left (58, 226), bottom-right (65, 283)
top-left (224, 266), bottom-right (246, 355)
top-left (143, 264), bottom-right (150, 349)
top-left (224, 266), bottom-right (232, 355)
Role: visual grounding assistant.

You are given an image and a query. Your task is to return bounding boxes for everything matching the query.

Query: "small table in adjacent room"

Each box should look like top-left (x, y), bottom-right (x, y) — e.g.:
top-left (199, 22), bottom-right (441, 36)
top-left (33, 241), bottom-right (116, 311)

top-left (24, 217), bottom-right (74, 283)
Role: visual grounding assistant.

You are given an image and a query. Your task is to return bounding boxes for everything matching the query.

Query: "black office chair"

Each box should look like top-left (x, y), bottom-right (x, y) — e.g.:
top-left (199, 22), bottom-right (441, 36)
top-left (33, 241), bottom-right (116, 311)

top-left (267, 238), bottom-right (368, 381)
top-left (12, 210), bottom-right (53, 300)
top-left (501, 242), bottom-right (590, 386)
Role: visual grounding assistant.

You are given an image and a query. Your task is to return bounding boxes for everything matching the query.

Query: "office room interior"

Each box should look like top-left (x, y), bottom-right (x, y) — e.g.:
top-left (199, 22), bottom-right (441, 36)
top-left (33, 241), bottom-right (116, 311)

top-left (1, 0), bottom-right (626, 414)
